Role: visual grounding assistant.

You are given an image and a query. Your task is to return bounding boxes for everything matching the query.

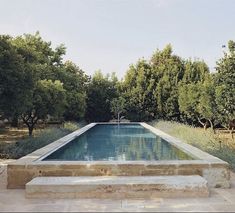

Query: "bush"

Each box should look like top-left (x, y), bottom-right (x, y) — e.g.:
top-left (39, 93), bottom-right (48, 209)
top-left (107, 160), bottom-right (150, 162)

top-left (151, 120), bottom-right (235, 171)
top-left (63, 121), bottom-right (86, 132)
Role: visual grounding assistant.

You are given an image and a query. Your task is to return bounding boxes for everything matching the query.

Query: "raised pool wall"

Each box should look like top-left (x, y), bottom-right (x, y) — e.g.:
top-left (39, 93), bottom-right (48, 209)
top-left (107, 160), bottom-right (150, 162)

top-left (7, 123), bottom-right (230, 189)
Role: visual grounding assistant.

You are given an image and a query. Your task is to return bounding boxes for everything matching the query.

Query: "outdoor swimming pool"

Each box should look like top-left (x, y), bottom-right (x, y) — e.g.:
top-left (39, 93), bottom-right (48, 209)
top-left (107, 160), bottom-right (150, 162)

top-left (7, 122), bottom-right (230, 189)
top-left (43, 124), bottom-right (194, 161)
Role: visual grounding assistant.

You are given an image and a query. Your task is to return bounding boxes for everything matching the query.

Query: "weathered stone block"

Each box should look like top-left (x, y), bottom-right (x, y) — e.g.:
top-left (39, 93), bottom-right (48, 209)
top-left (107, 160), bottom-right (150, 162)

top-left (25, 175), bottom-right (209, 199)
top-left (8, 169), bottom-right (36, 189)
top-left (203, 167), bottom-right (230, 188)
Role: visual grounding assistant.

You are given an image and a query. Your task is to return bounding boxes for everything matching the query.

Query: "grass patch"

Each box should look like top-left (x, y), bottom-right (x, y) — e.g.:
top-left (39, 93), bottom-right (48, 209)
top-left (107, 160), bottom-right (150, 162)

top-left (0, 121), bottom-right (85, 159)
top-left (150, 120), bottom-right (235, 171)
top-left (62, 121), bottom-right (86, 131)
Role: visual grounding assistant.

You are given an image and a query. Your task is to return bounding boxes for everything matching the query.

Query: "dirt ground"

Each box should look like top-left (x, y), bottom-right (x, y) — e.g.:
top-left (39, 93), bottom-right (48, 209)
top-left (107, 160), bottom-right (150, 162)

top-left (0, 128), bottom-right (42, 144)
top-left (215, 130), bottom-right (235, 148)
top-left (0, 123), bottom-right (62, 144)
top-left (0, 128), bottom-right (30, 144)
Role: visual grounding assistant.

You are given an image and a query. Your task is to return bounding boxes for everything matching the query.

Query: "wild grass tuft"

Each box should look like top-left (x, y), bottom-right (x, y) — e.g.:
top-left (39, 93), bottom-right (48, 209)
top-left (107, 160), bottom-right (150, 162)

top-left (63, 121), bottom-right (86, 132)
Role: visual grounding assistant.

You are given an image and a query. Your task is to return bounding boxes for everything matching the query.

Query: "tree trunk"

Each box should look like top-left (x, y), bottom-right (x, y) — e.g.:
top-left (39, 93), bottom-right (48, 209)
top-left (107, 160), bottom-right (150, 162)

top-left (28, 126), bottom-right (34, 137)
top-left (197, 117), bottom-right (207, 131)
top-left (21, 113), bottom-right (38, 137)
top-left (203, 124), bottom-right (207, 131)
top-left (208, 119), bottom-right (215, 134)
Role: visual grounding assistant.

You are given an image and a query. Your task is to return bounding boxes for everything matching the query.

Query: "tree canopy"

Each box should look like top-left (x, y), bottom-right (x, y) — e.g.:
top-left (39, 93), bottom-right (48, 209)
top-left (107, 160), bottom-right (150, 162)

top-left (0, 32), bottom-right (234, 135)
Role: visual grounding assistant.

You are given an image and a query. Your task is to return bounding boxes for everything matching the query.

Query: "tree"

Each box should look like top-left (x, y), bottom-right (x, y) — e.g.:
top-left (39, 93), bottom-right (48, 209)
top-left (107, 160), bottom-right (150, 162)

top-left (0, 35), bottom-right (33, 127)
top-left (178, 80), bottom-right (217, 130)
top-left (85, 71), bottom-right (119, 122)
top-left (12, 32), bottom-right (68, 135)
top-left (178, 59), bottom-right (211, 126)
top-left (215, 40), bottom-right (235, 129)
top-left (197, 75), bottom-right (217, 131)
top-left (122, 59), bottom-right (157, 121)
top-left (178, 83), bottom-right (201, 125)
top-left (182, 59), bottom-right (209, 84)
top-left (56, 61), bottom-right (88, 121)
top-left (151, 44), bottom-right (184, 120)
top-left (110, 97), bottom-right (126, 121)
top-left (21, 80), bottom-right (66, 136)
top-left (0, 32), bottom-right (69, 135)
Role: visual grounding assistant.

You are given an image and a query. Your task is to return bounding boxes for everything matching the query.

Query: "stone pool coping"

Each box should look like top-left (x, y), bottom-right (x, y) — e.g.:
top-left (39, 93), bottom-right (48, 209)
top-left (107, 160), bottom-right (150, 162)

top-left (7, 122), bottom-right (230, 189)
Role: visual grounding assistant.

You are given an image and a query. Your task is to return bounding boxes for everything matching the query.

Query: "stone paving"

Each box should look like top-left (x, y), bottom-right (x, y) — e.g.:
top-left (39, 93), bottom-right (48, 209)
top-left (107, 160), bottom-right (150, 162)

top-left (1, 161), bottom-right (235, 212)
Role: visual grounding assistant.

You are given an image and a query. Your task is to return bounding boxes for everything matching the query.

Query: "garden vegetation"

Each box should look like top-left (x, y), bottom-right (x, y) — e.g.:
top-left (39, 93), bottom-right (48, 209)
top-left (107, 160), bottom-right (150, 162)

top-left (0, 32), bottom-right (234, 162)
top-left (0, 122), bottom-right (83, 159)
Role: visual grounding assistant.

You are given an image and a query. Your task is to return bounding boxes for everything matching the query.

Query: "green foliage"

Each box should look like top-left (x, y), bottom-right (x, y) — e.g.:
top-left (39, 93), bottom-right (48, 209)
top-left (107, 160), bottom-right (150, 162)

top-left (178, 60), bottom-right (215, 127)
top-left (57, 61), bottom-right (88, 121)
top-left (63, 121), bottom-right (86, 131)
top-left (12, 31), bottom-right (66, 67)
top-left (120, 42), bottom-right (233, 129)
top-left (110, 97), bottom-right (126, 119)
top-left (0, 32), bottom-right (234, 134)
top-left (182, 60), bottom-right (209, 84)
top-left (85, 71), bottom-right (119, 122)
top-left (197, 76), bottom-right (217, 127)
top-left (35, 79), bottom-right (66, 118)
top-left (214, 41), bottom-right (235, 127)
top-left (21, 79), bottom-right (66, 136)
top-left (122, 60), bottom-right (156, 121)
top-left (0, 32), bottom-right (69, 135)
top-left (151, 45), bottom-right (184, 120)
top-left (0, 32), bottom-right (89, 135)
top-left (178, 83), bottom-right (201, 123)
top-left (122, 45), bottom-right (186, 121)
top-left (0, 35), bottom-right (33, 122)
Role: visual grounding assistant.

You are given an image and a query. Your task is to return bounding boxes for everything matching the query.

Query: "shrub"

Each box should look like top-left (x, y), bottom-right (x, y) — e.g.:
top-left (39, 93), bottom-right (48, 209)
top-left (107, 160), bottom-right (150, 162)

top-left (63, 121), bottom-right (85, 132)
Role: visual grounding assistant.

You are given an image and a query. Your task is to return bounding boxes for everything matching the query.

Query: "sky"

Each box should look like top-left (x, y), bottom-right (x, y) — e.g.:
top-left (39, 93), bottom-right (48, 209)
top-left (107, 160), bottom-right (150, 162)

top-left (0, 0), bottom-right (235, 78)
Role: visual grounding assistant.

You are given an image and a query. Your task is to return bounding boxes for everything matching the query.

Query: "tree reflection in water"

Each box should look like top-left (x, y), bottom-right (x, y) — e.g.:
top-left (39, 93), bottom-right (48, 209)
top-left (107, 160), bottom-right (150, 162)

top-left (44, 124), bottom-right (194, 161)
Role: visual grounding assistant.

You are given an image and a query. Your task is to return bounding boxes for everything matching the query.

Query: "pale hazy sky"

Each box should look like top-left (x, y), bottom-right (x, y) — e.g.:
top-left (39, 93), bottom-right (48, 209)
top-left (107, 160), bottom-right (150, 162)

top-left (0, 0), bottom-right (235, 78)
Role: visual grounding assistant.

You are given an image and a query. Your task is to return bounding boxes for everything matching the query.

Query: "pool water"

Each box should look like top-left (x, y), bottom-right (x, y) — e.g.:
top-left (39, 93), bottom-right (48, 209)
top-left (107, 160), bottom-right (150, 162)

top-left (43, 124), bottom-right (194, 161)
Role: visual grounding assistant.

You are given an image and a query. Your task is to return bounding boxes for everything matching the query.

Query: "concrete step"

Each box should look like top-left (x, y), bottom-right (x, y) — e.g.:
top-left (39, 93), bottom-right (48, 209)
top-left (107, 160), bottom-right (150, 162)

top-left (25, 175), bottom-right (209, 199)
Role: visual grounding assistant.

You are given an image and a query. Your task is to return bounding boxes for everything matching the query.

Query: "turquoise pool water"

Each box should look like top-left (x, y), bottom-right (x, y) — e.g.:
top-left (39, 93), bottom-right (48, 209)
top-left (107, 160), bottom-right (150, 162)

top-left (43, 124), bottom-right (194, 161)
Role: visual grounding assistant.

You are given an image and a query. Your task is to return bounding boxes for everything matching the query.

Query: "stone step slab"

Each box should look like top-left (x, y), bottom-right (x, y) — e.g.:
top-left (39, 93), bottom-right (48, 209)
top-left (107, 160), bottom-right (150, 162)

top-left (25, 175), bottom-right (209, 199)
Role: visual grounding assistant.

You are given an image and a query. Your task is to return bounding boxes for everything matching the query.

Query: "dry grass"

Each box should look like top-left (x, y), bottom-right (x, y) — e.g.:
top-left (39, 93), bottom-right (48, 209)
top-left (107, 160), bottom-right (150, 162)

top-left (0, 122), bottom-right (85, 159)
top-left (0, 128), bottom-right (42, 144)
top-left (150, 120), bottom-right (235, 171)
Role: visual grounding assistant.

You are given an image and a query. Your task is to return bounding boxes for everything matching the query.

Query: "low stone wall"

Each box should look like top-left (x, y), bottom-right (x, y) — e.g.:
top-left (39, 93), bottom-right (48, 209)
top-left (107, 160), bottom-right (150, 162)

top-left (0, 160), bottom-right (14, 189)
top-left (7, 161), bottom-right (230, 189)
